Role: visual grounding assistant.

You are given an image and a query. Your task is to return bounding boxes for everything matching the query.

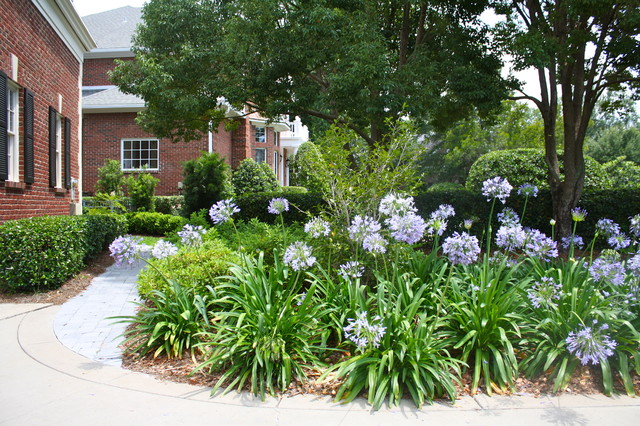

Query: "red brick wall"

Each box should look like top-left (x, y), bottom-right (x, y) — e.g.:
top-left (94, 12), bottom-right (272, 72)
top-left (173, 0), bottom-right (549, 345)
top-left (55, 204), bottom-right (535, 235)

top-left (0, 0), bottom-right (82, 222)
top-left (83, 113), bottom-right (242, 196)
top-left (83, 57), bottom-right (132, 86)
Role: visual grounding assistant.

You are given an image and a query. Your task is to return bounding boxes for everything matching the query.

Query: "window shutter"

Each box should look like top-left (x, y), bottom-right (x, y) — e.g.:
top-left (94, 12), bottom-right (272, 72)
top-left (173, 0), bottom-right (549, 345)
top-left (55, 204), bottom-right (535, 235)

top-left (64, 117), bottom-right (71, 189)
top-left (48, 106), bottom-right (57, 187)
top-left (0, 71), bottom-right (8, 181)
top-left (24, 89), bottom-right (34, 184)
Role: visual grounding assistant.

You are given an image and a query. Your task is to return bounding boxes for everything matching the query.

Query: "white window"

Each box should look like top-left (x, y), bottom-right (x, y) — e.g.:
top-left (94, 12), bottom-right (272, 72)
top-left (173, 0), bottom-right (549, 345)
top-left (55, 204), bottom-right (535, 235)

top-left (255, 126), bottom-right (266, 143)
top-left (121, 139), bottom-right (159, 171)
top-left (55, 114), bottom-right (62, 188)
top-left (6, 84), bottom-right (19, 182)
top-left (255, 148), bottom-right (266, 164)
top-left (273, 151), bottom-right (279, 176)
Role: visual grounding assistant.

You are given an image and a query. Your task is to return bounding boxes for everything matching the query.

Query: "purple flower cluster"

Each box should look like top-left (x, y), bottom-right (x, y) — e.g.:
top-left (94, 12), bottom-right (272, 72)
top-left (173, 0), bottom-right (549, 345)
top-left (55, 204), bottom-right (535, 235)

top-left (571, 207), bottom-right (588, 222)
top-left (209, 199), bottom-right (240, 224)
top-left (595, 218), bottom-right (621, 238)
top-left (482, 177), bottom-right (512, 204)
top-left (348, 215), bottom-right (381, 243)
top-left (378, 193), bottom-right (417, 217)
top-left (517, 184), bottom-right (539, 198)
top-left (561, 235), bottom-right (584, 250)
top-left (283, 241), bottom-right (316, 271)
top-left (339, 261), bottom-right (364, 280)
top-left (109, 235), bottom-right (142, 266)
top-left (386, 213), bottom-right (427, 244)
top-left (177, 224), bottom-right (206, 247)
top-left (627, 254), bottom-right (640, 277)
top-left (608, 234), bottom-right (631, 250)
top-left (268, 197), bottom-right (290, 215)
top-left (442, 232), bottom-right (481, 265)
top-left (363, 232), bottom-right (388, 253)
top-left (524, 229), bottom-right (558, 261)
top-left (343, 311), bottom-right (386, 351)
top-left (566, 321), bottom-right (617, 366)
top-left (495, 224), bottom-right (527, 251)
top-left (527, 277), bottom-right (562, 309)
top-left (630, 214), bottom-right (640, 238)
top-left (589, 257), bottom-right (626, 286)
top-left (497, 207), bottom-right (519, 226)
top-left (304, 217), bottom-right (331, 238)
top-left (431, 204), bottom-right (455, 221)
top-left (151, 240), bottom-right (178, 259)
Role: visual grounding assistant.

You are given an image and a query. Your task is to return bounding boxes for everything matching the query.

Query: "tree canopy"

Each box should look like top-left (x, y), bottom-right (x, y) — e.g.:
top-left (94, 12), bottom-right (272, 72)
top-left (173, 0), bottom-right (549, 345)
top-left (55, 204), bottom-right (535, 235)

top-left (110, 0), bottom-right (510, 144)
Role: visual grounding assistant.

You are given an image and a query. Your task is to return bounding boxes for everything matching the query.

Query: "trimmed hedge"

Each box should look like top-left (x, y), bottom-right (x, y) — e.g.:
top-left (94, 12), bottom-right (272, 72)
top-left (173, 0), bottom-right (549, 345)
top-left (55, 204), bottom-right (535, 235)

top-left (0, 214), bottom-right (127, 292)
top-left (234, 191), bottom-right (326, 224)
top-left (126, 212), bottom-right (186, 236)
top-left (155, 195), bottom-right (184, 215)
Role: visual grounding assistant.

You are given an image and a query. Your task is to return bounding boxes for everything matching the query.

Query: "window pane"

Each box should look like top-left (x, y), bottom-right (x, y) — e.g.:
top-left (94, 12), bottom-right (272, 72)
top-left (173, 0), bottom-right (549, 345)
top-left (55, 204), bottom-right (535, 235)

top-left (150, 140), bottom-right (158, 150)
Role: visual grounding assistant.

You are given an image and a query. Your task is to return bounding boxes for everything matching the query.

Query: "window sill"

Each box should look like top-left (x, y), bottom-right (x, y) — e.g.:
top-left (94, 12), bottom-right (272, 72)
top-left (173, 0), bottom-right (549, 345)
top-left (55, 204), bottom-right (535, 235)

top-left (123, 169), bottom-right (160, 174)
top-left (52, 187), bottom-right (66, 195)
top-left (3, 181), bottom-right (26, 193)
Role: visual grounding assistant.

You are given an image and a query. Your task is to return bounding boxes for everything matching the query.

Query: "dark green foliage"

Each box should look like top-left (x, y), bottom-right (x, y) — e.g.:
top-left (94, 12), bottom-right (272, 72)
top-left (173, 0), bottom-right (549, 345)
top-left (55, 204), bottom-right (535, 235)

top-left (0, 215), bottom-right (126, 292)
top-left (577, 189), bottom-right (640, 240)
top-left (600, 157), bottom-right (640, 189)
top-left (154, 195), bottom-right (184, 215)
top-left (95, 159), bottom-right (125, 196)
top-left (182, 152), bottom-right (233, 217)
top-left (231, 158), bottom-right (279, 195)
top-left (234, 191), bottom-right (326, 224)
top-left (289, 142), bottom-right (327, 192)
top-left (415, 186), bottom-right (490, 235)
top-left (137, 239), bottom-right (238, 298)
top-left (466, 149), bottom-right (611, 192)
top-left (126, 212), bottom-right (186, 236)
top-left (586, 126), bottom-right (640, 164)
top-left (126, 172), bottom-right (159, 212)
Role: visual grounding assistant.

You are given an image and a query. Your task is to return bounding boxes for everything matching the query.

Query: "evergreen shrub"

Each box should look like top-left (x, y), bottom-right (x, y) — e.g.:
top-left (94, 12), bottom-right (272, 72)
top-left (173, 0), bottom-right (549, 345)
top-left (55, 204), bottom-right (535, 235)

top-left (127, 212), bottom-right (186, 236)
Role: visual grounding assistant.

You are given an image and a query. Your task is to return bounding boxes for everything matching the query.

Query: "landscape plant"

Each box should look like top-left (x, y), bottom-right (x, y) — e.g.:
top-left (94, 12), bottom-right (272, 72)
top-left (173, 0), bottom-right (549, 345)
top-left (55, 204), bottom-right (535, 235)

top-left (126, 171), bottom-right (159, 212)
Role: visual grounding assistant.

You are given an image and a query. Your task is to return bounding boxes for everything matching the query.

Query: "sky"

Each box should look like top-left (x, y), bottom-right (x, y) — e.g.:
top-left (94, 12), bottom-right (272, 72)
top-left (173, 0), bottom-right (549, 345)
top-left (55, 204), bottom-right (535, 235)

top-left (71, 0), bottom-right (147, 17)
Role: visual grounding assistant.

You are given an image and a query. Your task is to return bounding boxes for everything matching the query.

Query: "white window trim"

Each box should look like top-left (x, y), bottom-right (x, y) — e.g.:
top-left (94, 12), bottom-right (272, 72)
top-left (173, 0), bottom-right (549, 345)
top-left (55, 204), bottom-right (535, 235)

top-left (121, 138), bottom-right (160, 171)
top-left (273, 151), bottom-right (279, 176)
top-left (55, 114), bottom-right (62, 188)
top-left (255, 148), bottom-right (266, 164)
top-left (7, 83), bottom-right (19, 182)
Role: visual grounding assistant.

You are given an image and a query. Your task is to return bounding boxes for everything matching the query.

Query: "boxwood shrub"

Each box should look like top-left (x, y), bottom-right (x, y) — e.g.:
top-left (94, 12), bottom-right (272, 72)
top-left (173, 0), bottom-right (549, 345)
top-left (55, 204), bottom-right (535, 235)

top-left (234, 191), bottom-right (326, 224)
top-left (126, 212), bottom-right (186, 236)
top-left (155, 195), bottom-right (184, 215)
top-left (0, 214), bottom-right (127, 292)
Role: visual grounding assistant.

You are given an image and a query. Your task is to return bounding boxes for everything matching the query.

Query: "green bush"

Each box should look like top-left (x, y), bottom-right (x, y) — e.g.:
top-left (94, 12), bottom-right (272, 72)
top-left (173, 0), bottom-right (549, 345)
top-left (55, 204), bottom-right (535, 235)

top-left (232, 158), bottom-right (279, 194)
top-left (155, 195), bottom-right (184, 215)
top-left (466, 149), bottom-right (611, 192)
top-left (600, 157), bottom-right (640, 189)
top-left (95, 159), bottom-right (125, 196)
top-left (137, 239), bottom-right (238, 298)
top-left (279, 186), bottom-right (308, 195)
top-left (127, 212), bottom-right (186, 236)
top-left (0, 215), bottom-right (126, 292)
top-left (234, 191), bottom-right (326, 224)
top-left (289, 141), bottom-right (327, 192)
top-left (126, 172), bottom-right (159, 212)
top-left (182, 152), bottom-right (233, 217)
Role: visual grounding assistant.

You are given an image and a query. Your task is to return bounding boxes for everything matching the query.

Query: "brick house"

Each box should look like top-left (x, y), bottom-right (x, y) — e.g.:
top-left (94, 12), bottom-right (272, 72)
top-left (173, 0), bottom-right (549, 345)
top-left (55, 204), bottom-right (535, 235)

top-left (0, 0), bottom-right (95, 221)
top-left (81, 7), bottom-right (308, 197)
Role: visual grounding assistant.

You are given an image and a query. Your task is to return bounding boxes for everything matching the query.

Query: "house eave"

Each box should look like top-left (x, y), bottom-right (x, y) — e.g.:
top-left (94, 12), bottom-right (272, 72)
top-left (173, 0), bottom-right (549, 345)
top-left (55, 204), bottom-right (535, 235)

top-left (83, 105), bottom-right (145, 113)
top-left (85, 49), bottom-right (135, 59)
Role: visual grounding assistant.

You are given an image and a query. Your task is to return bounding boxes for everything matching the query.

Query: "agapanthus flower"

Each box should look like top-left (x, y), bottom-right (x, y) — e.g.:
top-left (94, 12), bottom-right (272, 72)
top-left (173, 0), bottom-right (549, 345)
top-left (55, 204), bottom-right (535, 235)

top-left (109, 235), bottom-right (142, 266)
top-left (348, 215), bottom-right (381, 243)
top-left (296, 292), bottom-right (307, 306)
top-left (497, 207), bottom-right (520, 226)
top-left (571, 207), bottom-right (588, 222)
top-left (518, 183), bottom-right (539, 198)
top-left (339, 261), bottom-right (364, 280)
top-left (442, 232), bottom-right (481, 265)
top-left (151, 240), bottom-right (178, 259)
top-left (495, 224), bottom-right (527, 251)
top-left (426, 217), bottom-right (448, 236)
top-left (378, 193), bottom-right (417, 217)
top-left (177, 224), bottom-right (206, 247)
top-left (268, 197), bottom-right (290, 215)
top-left (589, 257), bottom-right (626, 286)
top-left (209, 199), bottom-right (240, 224)
top-left (362, 233), bottom-right (388, 254)
top-left (630, 214), bottom-right (640, 238)
top-left (343, 311), bottom-right (386, 351)
top-left (463, 219), bottom-right (474, 230)
top-left (386, 212), bottom-right (427, 244)
top-left (566, 320), bottom-right (617, 366)
top-left (524, 229), bottom-right (558, 261)
top-left (527, 277), bottom-right (562, 309)
top-left (304, 217), bottom-right (331, 238)
top-left (283, 241), bottom-right (316, 271)
top-left (595, 218), bottom-right (621, 238)
top-left (561, 235), bottom-right (584, 250)
top-left (430, 204), bottom-right (455, 221)
top-left (626, 254), bottom-right (640, 277)
top-left (608, 233), bottom-right (631, 250)
top-left (482, 176), bottom-right (512, 204)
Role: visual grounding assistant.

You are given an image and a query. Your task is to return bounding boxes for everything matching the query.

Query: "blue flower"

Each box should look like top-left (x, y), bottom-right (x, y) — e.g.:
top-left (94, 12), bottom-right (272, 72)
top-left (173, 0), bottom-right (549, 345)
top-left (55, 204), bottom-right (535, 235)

top-left (362, 233), bottom-right (388, 253)
top-left (339, 261), bottom-right (364, 280)
top-left (527, 277), bottom-right (562, 309)
top-left (517, 183), bottom-right (539, 198)
top-left (589, 257), bottom-right (626, 286)
top-left (268, 197), bottom-right (290, 214)
top-left (344, 312), bottom-right (386, 352)
top-left (209, 199), bottom-right (240, 224)
top-left (177, 224), bottom-right (206, 247)
top-left (496, 224), bottom-right (527, 251)
top-left (571, 207), bottom-right (588, 222)
top-left (151, 240), bottom-right (178, 259)
top-left (566, 320), bottom-right (617, 366)
top-left (304, 217), bottom-right (331, 238)
top-left (561, 235), bottom-right (584, 250)
top-left (481, 176), bottom-right (512, 204)
top-left (608, 233), bottom-right (631, 250)
top-left (497, 207), bottom-right (520, 226)
top-left (630, 214), bottom-right (640, 238)
top-left (430, 204), bottom-right (455, 221)
top-left (348, 215), bottom-right (382, 243)
top-left (595, 218), bottom-right (621, 238)
top-left (378, 193), bottom-right (417, 217)
top-left (524, 229), bottom-right (558, 261)
top-left (283, 241), bottom-right (316, 271)
top-left (109, 235), bottom-right (143, 266)
top-left (386, 212), bottom-right (427, 244)
top-left (442, 232), bottom-right (480, 265)
top-left (627, 254), bottom-right (640, 277)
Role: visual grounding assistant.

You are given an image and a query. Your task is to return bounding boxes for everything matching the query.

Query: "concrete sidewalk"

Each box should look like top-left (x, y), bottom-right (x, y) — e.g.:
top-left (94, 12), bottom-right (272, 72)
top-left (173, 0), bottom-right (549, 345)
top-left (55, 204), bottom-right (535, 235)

top-left (1, 255), bottom-right (639, 425)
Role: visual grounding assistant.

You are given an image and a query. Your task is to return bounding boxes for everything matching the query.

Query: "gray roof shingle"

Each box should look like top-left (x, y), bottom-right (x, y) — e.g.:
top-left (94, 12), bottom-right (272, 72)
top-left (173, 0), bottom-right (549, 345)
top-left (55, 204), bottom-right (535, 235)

top-left (81, 6), bottom-right (142, 49)
top-left (83, 87), bottom-right (144, 108)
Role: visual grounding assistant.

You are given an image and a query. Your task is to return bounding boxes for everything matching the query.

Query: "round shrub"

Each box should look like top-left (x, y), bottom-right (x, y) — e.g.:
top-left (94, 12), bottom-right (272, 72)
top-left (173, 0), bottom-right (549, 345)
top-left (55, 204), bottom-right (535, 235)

top-left (232, 158), bottom-right (279, 194)
top-left (182, 152), bottom-right (233, 217)
top-left (466, 148), bottom-right (611, 192)
top-left (234, 191), bottom-right (326, 224)
top-left (289, 141), bottom-right (327, 192)
top-left (137, 239), bottom-right (238, 298)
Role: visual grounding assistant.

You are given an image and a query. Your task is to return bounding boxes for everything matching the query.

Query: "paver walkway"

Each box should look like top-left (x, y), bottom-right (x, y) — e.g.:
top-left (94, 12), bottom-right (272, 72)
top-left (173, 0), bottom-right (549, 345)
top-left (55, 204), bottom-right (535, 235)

top-left (53, 257), bottom-right (146, 366)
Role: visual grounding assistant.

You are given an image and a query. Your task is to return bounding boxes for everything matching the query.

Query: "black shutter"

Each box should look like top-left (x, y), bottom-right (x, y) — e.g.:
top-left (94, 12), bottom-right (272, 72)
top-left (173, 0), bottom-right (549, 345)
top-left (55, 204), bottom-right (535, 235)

top-left (48, 106), bottom-right (57, 187)
top-left (0, 71), bottom-right (8, 181)
top-left (64, 117), bottom-right (71, 189)
top-left (24, 89), bottom-right (34, 184)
